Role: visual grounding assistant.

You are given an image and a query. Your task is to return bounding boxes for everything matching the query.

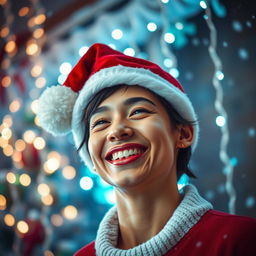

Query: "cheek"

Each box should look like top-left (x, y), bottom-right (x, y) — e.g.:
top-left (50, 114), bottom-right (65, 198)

top-left (88, 135), bottom-right (102, 164)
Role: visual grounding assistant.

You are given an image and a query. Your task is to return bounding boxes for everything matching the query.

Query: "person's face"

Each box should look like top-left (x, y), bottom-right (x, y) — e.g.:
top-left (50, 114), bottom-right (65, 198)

top-left (88, 86), bottom-right (182, 189)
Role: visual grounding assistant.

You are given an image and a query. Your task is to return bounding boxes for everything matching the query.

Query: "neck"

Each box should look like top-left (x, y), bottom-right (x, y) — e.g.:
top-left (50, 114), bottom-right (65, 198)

top-left (115, 174), bottom-right (181, 249)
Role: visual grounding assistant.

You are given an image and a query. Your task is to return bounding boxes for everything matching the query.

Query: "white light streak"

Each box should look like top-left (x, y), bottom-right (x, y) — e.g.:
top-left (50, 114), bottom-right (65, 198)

top-left (205, 6), bottom-right (236, 214)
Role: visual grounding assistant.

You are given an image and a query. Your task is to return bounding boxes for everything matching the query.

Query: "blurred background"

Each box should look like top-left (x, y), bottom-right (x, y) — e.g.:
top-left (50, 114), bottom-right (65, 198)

top-left (0, 0), bottom-right (255, 255)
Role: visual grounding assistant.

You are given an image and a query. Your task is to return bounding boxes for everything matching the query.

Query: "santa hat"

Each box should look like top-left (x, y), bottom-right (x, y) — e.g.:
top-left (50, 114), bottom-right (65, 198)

top-left (38, 43), bottom-right (198, 170)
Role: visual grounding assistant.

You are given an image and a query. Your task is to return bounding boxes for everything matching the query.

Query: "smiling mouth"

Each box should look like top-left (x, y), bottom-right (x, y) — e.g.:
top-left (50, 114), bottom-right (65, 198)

top-left (106, 146), bottom-right (147, 166)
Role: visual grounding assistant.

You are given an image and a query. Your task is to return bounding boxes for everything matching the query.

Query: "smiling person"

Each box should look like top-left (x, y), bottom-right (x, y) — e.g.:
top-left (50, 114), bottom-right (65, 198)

top-left (38, 43), bottom-right (256, 256)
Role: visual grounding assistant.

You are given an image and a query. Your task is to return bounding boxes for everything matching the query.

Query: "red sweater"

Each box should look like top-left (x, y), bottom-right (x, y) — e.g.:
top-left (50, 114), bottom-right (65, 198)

top-left (75, 210), bottom-right (256, 256)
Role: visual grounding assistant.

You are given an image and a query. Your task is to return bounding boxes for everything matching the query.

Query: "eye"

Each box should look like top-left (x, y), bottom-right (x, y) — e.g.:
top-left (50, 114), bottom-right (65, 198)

top-left (130, 108), bottom-right (152, 116)
top-left (91, 119), bottom-right (109, 129)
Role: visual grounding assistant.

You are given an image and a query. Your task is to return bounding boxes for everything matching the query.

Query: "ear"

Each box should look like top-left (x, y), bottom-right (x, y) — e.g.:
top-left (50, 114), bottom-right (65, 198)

top-left (176, 125), bottom-right (194, 149)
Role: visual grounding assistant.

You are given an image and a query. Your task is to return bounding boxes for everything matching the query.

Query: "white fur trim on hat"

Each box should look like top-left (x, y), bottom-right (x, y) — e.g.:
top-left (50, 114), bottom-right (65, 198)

top-left (71, 65), bottom-right (199, 170)
top-left (38, 85), bottom-right (78, 136)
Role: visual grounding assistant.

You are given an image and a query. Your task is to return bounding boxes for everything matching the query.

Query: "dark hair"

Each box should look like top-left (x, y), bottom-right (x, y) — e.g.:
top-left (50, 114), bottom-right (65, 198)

top-left (78, 85), bottom-right (197, 180)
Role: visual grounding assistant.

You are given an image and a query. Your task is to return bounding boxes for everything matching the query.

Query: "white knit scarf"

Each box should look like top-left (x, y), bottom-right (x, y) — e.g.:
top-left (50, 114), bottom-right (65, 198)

top-left (95, 184), bottom-right (213, 256)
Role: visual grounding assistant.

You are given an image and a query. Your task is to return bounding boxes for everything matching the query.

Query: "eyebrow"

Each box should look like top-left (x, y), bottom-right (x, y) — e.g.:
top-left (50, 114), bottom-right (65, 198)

top-left (90, 97), bottom-right (156, 118)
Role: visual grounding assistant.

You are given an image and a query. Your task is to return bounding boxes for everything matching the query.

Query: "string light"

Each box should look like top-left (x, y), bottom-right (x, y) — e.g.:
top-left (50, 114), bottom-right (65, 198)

top-left (158, 0), bottom-right (178, 71)
top-left (204, 6), bottom-right (236, 214)
top-left (164, 32), bottom-right (175, 44)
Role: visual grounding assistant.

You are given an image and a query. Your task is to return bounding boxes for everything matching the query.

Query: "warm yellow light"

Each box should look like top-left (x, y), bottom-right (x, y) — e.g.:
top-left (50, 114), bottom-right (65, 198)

top-left (17, 220), bottom-right (29, 234)
top-left (15, 139), bottom-right (26, 152)
top-left (37, 183), bottom-right (50, 196)
top-left (33, 28), bottom-right (44, 39)
top-left (6, 172), bottom-right (16, 184)
top-left (9, 99), bottom-right (21, 112)
top-left (34, 14), bottom-right (46, 25)
top-left (27, 17), bottom-right (35, 27)
top-left (33, 137), bottom-right (45, 150)
top-left (5, 40), bottom-right (16, 53)
top-left (34, 116), bottom-right (40, 126)
top-left (3, 115), bottom-right (13, 127)
top-left (46, 158), bottom-right (60, 172)
top-left (48, 151), bottom-right (61, 160)
top-left (0, 0), bottom-right (7, 5)
top-left (51, 214), bottom-right (63, 227)
top-left (1, 127), bottom-right (12, 140)
top-left (18, 7), bottom-right (29, 16)
top-left (0, 194), bottom-right (7, 210)
top-left (41, 194), bottom-right (54, 206)
top-left (30, 99), bottom-right (38, 114)
top-left (3, 144), bottom-right (14, 156)
top-left (19, 173), bottom-right (31, 186)
top-left (23, 130), bottom-right (36, 143)
top-left (0, 137), bottom-right (8, 148)
top-left (31, 65), bottom-right (42, 77)
top-left (1, 75), bottom-right (11, 88)
top-left (26, 43), bottom-right (39, 56)
top-left (12, 151), bottom-right (22, 162)
top-left (4, 214), bottom-right (15, 226)
top-left (63, 205), bottom-right (78, 220)
top-left (0, 26), bottom-right (9, 38)
top-left (35, 77), bottom-right (46, 88)
top-left (62, 166), bottom-right (76, 180)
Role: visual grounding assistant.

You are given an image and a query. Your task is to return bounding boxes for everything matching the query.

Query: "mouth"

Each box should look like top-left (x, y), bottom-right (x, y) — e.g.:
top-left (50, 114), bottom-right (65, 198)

top-left (105, 143), bottom-right (147, 166)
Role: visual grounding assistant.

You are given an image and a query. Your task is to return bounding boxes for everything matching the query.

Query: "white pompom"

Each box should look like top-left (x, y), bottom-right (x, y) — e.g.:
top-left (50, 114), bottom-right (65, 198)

top-left (38, 85), bottom-right (77, 136)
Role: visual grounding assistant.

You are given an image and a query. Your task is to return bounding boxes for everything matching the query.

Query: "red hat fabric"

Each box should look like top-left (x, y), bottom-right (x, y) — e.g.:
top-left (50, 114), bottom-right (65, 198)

top-left (38, 43), bottom-right (198, 170)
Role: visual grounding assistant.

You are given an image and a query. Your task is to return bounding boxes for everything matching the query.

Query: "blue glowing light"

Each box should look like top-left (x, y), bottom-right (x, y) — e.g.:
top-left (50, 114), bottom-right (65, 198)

top-left (123, 48), bottom-right (135, 56)
top-left (232, 21), bottom-right (243, 32)
top-left (80, 176), bottom-right (93, 190)
top-left (59, 62), bottom-right (72, 75)
top-left (104, 189), bottom-right (116, 204)
top-left (164, 33), bottom-right (175, 44)
top-left (230, 157), bottom-right (238, 167)
top-left (79, 46), bottom-right (89, 57)
top-left (200, 1), bottom-right (207, 9)
top-left (163, 58), bottom-right (173, 68)
top-left (58, 74), bottom-right (67, 84)
top-left (215, 70), bottom-right (224, 80)
top-left (216, 115), bottom-right (226, 127)
top-left (169, 68), bottom-right (179, 78)
top-left (238, 48), bottom-right (248, 60)
top-left (112, 29), bottom-right (123, 40)
top-left (245, 196), bottom-right (255, 208)
top-left (248, 128), bottom-right (255, 137)
top-left (147, 22), bottom-right (157, 32)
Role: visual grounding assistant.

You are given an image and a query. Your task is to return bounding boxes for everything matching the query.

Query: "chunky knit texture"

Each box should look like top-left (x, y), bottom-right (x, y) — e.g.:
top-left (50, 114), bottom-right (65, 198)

top-left (95, 184), bottom-right (213, 256)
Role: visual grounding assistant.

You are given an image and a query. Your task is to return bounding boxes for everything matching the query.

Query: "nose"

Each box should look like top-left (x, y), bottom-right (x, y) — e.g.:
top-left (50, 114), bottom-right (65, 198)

top-left (107, 123), bottom-right (134, 142)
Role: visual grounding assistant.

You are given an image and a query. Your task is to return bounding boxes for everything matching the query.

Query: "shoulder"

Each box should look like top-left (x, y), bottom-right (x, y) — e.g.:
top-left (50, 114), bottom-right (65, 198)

top-left (201, 210), bottom-right (256, 254)
top-left (74, 241), bottom-right (96, 256)
top-left (203, 209), bottom-right (256, 226)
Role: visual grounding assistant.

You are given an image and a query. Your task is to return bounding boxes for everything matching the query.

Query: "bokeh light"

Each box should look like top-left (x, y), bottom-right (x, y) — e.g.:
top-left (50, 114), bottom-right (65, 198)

top-left (62, 165), bottom-right (76, 180)
top-left (80, 176), bottom-right (93, 190)
top-left (62, 205), bottom-right (78, 220)
top-left (4, 214), bottom-right (15, 226)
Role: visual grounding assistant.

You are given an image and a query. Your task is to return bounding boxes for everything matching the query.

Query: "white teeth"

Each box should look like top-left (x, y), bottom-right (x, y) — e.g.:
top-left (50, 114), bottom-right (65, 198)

top-left (124, 150), bottom-right (129, 157)
top-left (111, 148), bottom-right (144, 160)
